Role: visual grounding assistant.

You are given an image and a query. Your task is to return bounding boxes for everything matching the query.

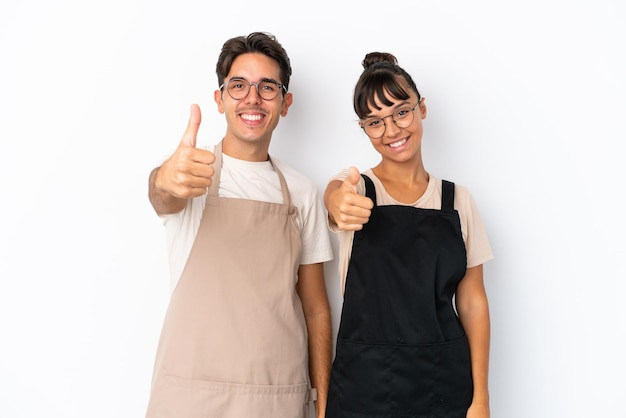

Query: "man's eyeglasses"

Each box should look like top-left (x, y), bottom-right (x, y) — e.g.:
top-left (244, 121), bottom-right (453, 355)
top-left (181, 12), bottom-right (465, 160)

top-left (219, 78), bottom-right (286, 101)
top-left (359, 103), bottom-right (419, 139)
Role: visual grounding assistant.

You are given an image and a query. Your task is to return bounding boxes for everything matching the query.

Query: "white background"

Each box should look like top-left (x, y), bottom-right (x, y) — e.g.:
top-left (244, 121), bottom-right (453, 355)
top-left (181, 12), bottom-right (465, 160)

top-left (1, 1), bottom-right (625, 417)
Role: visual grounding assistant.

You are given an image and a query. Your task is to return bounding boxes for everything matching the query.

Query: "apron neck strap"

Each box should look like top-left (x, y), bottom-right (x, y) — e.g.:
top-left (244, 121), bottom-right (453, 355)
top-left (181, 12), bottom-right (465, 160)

top-left (441, 180), bottom-right (455, 211)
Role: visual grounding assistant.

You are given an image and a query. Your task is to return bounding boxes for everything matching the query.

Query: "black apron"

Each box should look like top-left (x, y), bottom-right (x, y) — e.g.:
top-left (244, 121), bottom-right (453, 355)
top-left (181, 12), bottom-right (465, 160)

top-left (326, 175), bottom-right (472, 418)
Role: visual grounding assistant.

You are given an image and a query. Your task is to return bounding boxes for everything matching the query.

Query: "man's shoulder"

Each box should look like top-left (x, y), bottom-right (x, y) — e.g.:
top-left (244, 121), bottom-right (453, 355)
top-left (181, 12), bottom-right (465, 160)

top-left (270, 156), bottom-right (316, 189)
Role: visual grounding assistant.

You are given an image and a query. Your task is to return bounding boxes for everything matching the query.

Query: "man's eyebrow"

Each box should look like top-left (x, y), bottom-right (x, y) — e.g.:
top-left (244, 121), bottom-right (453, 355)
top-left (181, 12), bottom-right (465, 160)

top-left (227, 76), bottom-right (281, 84)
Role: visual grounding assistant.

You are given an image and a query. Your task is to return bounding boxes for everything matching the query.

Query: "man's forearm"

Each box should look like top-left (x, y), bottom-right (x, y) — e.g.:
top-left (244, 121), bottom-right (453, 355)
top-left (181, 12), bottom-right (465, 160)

top-left (307, 310), bottom-right (332, 418)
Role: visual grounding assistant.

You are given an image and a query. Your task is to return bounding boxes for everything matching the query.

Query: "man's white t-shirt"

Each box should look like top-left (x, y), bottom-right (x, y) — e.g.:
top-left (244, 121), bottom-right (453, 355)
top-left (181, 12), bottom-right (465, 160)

top-left (160, 147), bottom-right (334, 291)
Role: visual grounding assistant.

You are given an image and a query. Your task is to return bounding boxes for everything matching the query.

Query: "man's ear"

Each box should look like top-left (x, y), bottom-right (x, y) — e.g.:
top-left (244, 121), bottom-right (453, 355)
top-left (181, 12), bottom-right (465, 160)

top-left (215, 89), bottom-right (225, 114)
top-left (280, 92), bottom-right (293, 117)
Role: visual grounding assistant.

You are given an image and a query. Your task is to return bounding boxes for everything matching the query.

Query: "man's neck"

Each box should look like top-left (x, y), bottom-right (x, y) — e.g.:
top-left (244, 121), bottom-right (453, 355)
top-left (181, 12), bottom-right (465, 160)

top-left (221, 136), bottom-right (271, 162)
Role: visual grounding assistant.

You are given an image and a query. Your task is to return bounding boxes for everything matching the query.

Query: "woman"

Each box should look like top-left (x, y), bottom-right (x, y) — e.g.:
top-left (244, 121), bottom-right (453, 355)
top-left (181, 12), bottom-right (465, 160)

top-left (325, 52), bottom-right (493, 418)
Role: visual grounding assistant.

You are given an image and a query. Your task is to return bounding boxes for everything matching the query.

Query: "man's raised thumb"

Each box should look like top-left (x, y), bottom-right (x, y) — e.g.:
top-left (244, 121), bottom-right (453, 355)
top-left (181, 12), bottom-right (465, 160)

top-left (181, 104), bottom-right (201, 148)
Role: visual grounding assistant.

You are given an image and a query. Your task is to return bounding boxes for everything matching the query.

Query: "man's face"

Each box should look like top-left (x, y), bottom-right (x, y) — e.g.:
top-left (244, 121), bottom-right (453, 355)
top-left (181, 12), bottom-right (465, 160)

top-left (215, 52), bottom-right (292, 155)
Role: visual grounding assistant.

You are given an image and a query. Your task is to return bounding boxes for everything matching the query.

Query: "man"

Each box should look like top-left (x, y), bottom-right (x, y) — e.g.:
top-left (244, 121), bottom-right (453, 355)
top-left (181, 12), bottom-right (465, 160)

top-left (145, 32), bottom-right (333, 418)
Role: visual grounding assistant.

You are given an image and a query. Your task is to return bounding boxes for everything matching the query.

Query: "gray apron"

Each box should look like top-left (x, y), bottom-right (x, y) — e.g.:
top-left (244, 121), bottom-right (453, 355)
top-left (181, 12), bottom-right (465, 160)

top-left (146, 141), bottom-right (314, 418)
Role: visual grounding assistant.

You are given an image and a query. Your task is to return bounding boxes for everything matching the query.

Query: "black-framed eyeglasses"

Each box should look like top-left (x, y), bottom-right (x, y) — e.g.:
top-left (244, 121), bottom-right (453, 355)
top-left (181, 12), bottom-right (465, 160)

top-left (219, 77), bottom-right (286, 101)
top-left (359, 103), bottom-right (419, 139)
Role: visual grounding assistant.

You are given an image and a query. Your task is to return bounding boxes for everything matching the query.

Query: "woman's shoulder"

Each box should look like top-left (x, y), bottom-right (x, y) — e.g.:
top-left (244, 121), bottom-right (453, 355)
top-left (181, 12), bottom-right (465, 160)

top-left (433, 175), bottom-right (472, 199)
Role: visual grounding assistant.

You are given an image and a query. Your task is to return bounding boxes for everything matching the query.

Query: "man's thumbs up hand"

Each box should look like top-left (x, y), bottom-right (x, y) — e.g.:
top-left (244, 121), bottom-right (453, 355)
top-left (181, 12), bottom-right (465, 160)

top-left (154, 104), bottom-right (216, 199)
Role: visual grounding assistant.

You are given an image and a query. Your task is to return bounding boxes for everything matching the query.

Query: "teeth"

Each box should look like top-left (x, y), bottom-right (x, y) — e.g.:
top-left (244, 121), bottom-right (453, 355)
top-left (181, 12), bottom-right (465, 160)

top-left (242, 114), bottom-right (262, 121)
top-left (389, 138), bottom-right (407, 148)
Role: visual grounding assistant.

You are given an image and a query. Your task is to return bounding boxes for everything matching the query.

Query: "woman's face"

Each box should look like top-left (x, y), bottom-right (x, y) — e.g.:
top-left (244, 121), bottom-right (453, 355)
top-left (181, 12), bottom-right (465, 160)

top-left (363, 91), bottom-right (427, 163)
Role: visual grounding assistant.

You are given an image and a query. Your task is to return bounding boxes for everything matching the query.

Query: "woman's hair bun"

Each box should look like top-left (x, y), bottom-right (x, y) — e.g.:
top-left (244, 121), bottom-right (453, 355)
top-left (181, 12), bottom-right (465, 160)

top-left (362, 52), bottom-right (398, 69)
